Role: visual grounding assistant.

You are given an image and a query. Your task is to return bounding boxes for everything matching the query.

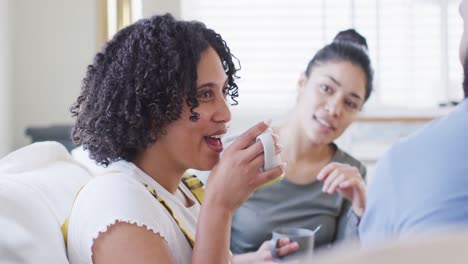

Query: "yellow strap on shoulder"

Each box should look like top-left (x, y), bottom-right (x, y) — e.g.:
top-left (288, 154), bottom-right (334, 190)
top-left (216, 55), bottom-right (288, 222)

top-left (145, 184), bottom-right (197, 248)
top-left (180, 173), bottom-right (233, 256)
top-left (61, 171), bottom-right (208, 249)
top-left (61, 217), bottom-right (70, 246)
top-left (61, 170), bottom-right (120, 246)
top-left (181, 173), bottom-right (205, 204)
top-left (61, 185), bottom-right (84, 247)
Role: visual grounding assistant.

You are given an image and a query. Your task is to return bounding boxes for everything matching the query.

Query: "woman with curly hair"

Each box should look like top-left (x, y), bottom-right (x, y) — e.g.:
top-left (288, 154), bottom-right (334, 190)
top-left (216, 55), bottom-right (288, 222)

top-left (66, 14), bottom-right (296, 264)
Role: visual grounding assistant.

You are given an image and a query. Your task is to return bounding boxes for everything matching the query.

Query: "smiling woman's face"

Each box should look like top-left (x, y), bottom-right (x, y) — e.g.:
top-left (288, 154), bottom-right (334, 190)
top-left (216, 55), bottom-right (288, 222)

top-left (296, 61), bottom-right (366, 145)
top-left (155, 47), bottom-right (232, 171)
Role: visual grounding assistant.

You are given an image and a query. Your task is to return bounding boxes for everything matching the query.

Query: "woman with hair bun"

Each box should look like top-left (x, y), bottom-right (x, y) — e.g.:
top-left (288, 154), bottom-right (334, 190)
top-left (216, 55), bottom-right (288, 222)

top-left (231, 29), bottom-right (374, 253)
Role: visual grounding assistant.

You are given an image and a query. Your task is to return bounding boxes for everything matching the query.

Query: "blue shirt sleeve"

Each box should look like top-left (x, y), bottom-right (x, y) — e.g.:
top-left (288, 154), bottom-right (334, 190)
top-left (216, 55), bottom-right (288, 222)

top-left (359, 147), bottom-right (398, 246)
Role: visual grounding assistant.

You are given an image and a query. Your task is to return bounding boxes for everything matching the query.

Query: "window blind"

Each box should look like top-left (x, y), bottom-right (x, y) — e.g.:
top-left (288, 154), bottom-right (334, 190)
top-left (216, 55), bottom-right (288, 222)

top-left (181, 0), bottom-right (463, 111)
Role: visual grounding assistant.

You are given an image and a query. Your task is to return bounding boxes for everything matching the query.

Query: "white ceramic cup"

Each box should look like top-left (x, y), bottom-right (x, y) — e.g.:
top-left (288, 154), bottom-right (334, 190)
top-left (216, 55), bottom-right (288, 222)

top-left (255, 131), bottom-right (283, 172)
top-left (255, 131), bottom-right (283, 190)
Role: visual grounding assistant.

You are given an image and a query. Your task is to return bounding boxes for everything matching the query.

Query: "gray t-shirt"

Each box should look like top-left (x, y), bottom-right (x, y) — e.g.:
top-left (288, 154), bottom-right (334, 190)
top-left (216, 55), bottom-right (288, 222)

top-left (230, 146), bottom-right (366, 254)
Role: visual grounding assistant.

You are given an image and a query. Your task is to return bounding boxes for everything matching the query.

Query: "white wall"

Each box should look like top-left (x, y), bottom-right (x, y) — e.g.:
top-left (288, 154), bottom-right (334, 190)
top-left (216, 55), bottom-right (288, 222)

top-left (141, 0), bottom-right (180, 18)
top-left (1, 0), bottom-right (180, 155)
top-left (10, 0), bottom-right (96, 150)
top-left (0, 0), bottom-right (12, 157)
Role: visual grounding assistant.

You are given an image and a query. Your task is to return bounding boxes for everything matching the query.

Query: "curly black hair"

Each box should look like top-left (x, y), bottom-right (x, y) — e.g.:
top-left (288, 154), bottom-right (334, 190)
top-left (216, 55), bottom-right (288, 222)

top-left (70, 14), bottom-right (239, 166)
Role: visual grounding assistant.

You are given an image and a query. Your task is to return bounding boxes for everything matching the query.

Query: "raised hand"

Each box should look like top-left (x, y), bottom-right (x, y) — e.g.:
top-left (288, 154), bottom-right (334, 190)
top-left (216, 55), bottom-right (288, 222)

top-left (317, 162), bottom-right (366, 217)
top-left (205, 120), bottom-right (285, 212)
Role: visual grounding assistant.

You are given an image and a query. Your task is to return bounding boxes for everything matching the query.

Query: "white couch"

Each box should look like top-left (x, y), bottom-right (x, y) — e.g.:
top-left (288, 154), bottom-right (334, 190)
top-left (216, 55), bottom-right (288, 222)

top-left (0, 142), bottom-right (92, 263)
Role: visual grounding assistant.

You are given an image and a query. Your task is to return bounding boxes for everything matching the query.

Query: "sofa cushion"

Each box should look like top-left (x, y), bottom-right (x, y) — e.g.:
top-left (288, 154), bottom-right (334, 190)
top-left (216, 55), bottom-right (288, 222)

top-left (0, 141), bottom-right (92, 263)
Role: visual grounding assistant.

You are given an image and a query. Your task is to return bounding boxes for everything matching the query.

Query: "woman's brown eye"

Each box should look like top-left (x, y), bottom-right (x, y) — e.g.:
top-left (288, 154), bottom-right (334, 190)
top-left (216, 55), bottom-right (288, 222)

top-left (321, 84), bottom-right (331, 92)
top-left (345, 100), bottom-right (358, 109)
top-left (198, 91), bottom-right (212, 98)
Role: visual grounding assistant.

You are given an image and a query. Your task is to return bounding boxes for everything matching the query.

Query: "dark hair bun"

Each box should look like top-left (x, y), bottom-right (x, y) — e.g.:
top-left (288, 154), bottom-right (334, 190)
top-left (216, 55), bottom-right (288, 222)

top-left (333, 29), bottom-right (368, 51)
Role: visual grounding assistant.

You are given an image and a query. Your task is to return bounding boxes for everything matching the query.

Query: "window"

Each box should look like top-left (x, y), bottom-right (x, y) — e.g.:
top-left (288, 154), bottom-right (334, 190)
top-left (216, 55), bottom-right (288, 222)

top-left (181, 0), bottom-right (463, 113)
top-left (97, 0), bottom-right (142, 49)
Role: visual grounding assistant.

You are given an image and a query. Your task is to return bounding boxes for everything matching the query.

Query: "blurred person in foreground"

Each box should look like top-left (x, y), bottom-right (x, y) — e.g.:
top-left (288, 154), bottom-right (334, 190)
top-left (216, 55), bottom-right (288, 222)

top-left (359, 0), bottom-right (468, 245)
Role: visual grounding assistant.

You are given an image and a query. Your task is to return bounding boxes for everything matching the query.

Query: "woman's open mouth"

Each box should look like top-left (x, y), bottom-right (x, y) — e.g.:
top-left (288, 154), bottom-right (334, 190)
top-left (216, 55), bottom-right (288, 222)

top-left (204, 133), bottom-right (224, 153)
top-left (314, 116), bottom-right (335, 133)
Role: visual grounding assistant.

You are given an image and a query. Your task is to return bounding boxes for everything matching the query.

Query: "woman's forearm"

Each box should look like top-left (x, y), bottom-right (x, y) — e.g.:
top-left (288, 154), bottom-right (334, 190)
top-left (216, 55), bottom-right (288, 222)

top-left (192, 200), bottom-right (233, 264)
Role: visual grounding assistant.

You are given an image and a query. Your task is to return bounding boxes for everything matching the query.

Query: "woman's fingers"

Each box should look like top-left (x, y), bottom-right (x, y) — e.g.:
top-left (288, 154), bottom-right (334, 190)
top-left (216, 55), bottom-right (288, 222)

top-left (244, 143), bottom-right (277, 172)
top-left (242, 128), bottom-right (283, 164)
top-left (321, 169), bottom-right (341, 193)
top-left (251, 165), bottom-right (284, 188)
top-left (229, 120), bottom-right (270, 151)
top-left (274, 142), bottom-right (282, 155)
top-left (339, 177), bottom-right (359, 189)
top-left (338, 178), bottom-right (366, 201)
top-left (320, 164), bottom-right (362, 194)
top-left (316, 162), bottom-right (339, 181)
top-left (339, 178), bottom-right (367, 216)
top-left (276, 237), bottom-right (292, 247)
top-left (251, 152), bottom-right (265, 169)
top-left (316, 162), bottom-right (366, 214)
top-left (326, 173), bottom-right (346, 194)
top-left (269, 130), bottom-right (282, 155)
top-left (243, 140), bottom-right (265, 162)
top-left (275, 240), bottom-right (300, 257)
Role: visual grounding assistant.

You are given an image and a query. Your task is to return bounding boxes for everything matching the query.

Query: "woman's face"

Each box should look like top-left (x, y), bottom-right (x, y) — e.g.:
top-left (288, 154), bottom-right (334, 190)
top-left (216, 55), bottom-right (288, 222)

top-left (296, 61), bottom-right (366, 145)
top-left (157, 47), bottom-right (231, 171)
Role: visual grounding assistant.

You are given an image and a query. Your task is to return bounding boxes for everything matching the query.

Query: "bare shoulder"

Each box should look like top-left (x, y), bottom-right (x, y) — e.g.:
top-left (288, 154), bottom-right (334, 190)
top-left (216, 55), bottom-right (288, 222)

top-left (91, 221), bottom-right (175, 264)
